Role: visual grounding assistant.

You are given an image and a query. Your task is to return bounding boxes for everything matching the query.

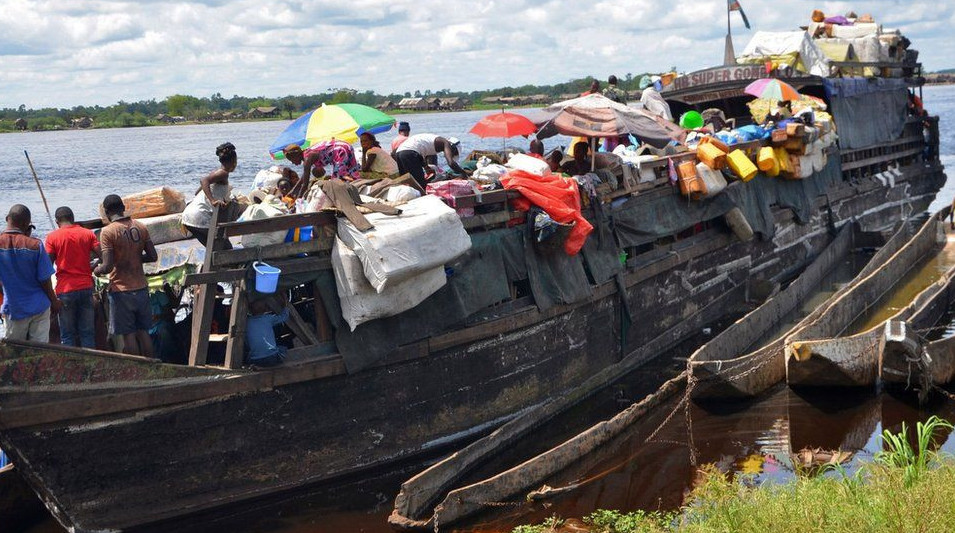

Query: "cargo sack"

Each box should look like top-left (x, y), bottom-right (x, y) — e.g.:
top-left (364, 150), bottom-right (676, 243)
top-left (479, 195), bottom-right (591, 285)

top-left (100, 187), bottom-right (185, 223)
top-left (237, 195), bottom-right (288, 248)
top-left (727, 149), bottom-right (758, 182)
top-left (138, 213), bottom-right (191, 245)
top-left (533, 209), bottom-right (576, 253)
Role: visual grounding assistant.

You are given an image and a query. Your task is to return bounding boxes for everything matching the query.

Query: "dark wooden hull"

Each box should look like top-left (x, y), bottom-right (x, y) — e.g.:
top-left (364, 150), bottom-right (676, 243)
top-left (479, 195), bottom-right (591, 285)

top-left (0, 161), bottom-right (946, 532)
top-left (0, 464), bottom-right (47, 533)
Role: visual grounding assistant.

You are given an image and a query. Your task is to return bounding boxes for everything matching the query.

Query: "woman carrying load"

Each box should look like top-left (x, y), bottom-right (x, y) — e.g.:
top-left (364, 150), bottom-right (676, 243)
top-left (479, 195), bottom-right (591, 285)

top-left (282, 140), bottom-right (360, 197)
top-left (181, 142), bottom-right (245, 249)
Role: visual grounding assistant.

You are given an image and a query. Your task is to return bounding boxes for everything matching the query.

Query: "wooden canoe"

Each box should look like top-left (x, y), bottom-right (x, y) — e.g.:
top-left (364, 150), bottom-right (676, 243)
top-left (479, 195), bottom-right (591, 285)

top-left (688, 222), bottom-right (861, 399)
top-left (786, 208), bottom-right (954, 389)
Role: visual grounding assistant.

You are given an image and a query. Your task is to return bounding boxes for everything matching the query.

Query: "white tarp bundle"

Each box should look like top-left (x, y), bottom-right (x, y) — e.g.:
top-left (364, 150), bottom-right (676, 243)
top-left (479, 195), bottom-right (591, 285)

top-left (738, 31), bottom-right (830, 77)
top-left (332, 238), bottom-right (447, 331)
top-left (337, 194), bottom-right (472, 293)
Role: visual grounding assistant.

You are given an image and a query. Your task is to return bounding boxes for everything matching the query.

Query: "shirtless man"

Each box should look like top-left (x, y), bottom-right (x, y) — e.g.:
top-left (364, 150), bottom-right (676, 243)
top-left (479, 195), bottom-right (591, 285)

top-left (94, 194), bottom-right (158, 357)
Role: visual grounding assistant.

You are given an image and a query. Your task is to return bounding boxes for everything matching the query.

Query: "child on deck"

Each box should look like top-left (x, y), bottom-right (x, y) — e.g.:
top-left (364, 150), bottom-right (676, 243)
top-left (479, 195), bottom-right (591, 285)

top-left (246, 293), bottom-right (290, 367)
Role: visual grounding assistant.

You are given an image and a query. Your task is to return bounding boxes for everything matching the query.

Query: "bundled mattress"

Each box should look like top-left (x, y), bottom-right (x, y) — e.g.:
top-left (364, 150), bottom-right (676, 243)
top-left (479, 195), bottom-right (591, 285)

top-left (337, 194), bottom-right (471, 293)
top-left (332, 238), bottom-right (447, 331)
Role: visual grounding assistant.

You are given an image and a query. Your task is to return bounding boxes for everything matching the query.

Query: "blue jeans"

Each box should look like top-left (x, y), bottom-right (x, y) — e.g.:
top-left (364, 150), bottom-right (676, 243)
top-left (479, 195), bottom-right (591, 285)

top-left (58, 289), bottom-right (95, 348)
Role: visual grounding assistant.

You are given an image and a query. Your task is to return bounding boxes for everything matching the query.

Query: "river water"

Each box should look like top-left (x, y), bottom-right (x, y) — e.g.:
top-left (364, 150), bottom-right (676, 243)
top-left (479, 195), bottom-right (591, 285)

top-left (12, 85), bottom-right (955, 533)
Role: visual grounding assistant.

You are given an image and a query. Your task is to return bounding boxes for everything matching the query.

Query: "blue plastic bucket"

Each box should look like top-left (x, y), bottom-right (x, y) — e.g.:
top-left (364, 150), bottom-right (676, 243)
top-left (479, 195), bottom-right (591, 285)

top-left (253, 261), bottom-right (281, 293)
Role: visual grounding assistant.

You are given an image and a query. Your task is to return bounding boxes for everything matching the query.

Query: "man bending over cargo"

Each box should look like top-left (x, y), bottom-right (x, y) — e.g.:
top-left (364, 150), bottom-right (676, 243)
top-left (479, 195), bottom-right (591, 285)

top-left (94, 194), bottom-right (158, 357)
top-left (394, 134), bottom-right (470, 189)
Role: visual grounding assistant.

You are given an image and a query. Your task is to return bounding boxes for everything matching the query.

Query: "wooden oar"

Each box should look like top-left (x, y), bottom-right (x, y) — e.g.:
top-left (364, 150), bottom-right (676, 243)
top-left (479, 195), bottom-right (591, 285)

top-left (23, 150), bottom-right (55, 228)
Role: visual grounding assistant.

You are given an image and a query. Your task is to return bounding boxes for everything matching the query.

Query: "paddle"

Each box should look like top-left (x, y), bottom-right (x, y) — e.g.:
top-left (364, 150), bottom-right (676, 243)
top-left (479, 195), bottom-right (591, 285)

top-left (23, 150), bottom-right (55, 229)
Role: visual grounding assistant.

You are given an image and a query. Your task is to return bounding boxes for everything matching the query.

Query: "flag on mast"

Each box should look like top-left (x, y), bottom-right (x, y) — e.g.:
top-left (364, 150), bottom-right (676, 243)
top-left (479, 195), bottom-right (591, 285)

top-left (728, 0), bottom-right (751, 29)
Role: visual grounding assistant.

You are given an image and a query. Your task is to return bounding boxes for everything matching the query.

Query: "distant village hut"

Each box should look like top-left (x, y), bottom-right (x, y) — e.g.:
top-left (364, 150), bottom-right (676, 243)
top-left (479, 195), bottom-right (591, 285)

top-left (397, 98), bottom-right (427, 111)
top-left (376, 100), bottom-right (396, 111)
top-left (249, 106), bottom-right (279, 119)
top-left (71, 117), bottom-right (93, 129)
top-left (14, 118), bottom-right (27, 131)
top-left (441, 97), bottom-right (471, 110)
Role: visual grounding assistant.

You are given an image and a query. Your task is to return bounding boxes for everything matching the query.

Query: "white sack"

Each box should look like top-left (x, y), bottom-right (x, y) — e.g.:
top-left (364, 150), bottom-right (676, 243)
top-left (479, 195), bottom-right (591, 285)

top-left (138, 213), bottom-right (191, 245)
top-left (332, 238), bottom-right (446, 331)
top-left (337, 194), bottom-right (471, 293)
top-left (738, 31), bottom-right (830, 77)
top-left (238, 198), bottom-right (288, 248)
top-left (505, 153), bottom-right (551, 176)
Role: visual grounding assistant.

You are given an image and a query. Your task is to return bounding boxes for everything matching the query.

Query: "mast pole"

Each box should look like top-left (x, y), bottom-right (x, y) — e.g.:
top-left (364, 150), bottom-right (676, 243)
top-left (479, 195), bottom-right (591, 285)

top-left (724, 2), bottom-right (737, 66)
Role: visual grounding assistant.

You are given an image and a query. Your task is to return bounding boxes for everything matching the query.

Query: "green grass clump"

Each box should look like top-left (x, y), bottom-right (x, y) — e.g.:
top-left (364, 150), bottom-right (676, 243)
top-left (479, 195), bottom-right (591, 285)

top-left (512, 416), bottom-right (955, 533)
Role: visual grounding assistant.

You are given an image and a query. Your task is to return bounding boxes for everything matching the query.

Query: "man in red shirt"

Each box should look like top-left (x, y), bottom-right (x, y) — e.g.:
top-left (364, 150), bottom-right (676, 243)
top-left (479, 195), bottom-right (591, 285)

top-left (45, 207), bottom-right (101, 348)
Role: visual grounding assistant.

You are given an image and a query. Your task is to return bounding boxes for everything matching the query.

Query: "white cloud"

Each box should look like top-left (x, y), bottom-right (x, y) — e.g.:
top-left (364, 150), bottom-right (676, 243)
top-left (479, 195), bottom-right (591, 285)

top-left (0, 0), bottom-right (950, 108)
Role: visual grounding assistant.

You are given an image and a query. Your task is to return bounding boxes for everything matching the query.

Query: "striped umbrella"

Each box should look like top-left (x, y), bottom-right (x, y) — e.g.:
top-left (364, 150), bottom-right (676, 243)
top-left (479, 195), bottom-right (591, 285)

top-left (268, 103), bottom-right (395, 160)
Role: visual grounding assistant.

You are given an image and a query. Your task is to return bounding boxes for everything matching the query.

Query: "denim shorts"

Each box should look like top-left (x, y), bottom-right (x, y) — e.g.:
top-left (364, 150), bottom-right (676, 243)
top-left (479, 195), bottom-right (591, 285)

top-left (108, 288), bottom-right (152, 335)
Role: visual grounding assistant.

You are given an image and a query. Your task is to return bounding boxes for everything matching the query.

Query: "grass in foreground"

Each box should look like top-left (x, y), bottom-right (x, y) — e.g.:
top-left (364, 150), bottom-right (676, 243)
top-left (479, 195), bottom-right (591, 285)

top-left (513, 416), bottom-right (955, 533)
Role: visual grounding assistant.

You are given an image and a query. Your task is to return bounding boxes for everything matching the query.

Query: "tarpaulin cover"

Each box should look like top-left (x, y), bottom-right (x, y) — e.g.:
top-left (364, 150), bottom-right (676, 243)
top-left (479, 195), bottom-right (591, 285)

top-left (738, 31), bottom-right (830, 76)
top-left (501, 170), bottom-right (594, 255)
top-left (825, 78), bottom-right (908, 149)
top-left (327, 226), bottom-right (594, 371)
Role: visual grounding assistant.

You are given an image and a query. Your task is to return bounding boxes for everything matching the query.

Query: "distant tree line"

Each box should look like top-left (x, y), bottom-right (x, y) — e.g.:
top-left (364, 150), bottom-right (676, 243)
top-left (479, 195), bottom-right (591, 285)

top-left (0, 73), bottom-right (649, 132)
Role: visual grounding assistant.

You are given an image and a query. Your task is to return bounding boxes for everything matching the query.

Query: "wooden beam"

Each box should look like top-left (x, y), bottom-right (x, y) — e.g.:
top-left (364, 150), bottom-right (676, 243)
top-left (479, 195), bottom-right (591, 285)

top-left (184, 255), bottom-right (332, 286)
top-left (218, 211), bottom-right (336, 238)
top-left (224, 280), bottom-right (248, 370)
top-left (188, 205), bottom-right (223, 367)
top-left (266, 298), bottom-right (320, 346)
top-left (212, 239), bottom-right (333, 267)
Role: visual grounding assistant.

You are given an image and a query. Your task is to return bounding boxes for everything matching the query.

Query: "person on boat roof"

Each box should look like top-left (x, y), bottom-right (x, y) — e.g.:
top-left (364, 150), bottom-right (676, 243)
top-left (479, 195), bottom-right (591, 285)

top-left (283, 140), bottom-right (361, 197)
top-left (45, 206), bottom-right (101, 348)
top-left (560, 141), bottom-right (593, 176)
top-left (0, 204), bottom-right (60, 342)
top-left (94, 194), bottom-right (157, 358)
top-left (391, 121), bottom-right (411, 154)
top-left (181, 142), bottom-right (245, 249)
top-left (602, 74), bottom-right (626, 104)
top-left (360, 132), bottom-right (399, 179)
top-left (640, 75), bottom-right (673, 122)
top-left (395, 134), bottom-right (470, 190)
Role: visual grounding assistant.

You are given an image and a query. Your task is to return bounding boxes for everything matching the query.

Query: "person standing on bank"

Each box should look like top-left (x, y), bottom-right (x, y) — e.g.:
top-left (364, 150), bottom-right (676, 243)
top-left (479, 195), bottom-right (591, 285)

top-left (0, 205), bottom-right (60, 342)
top-left (182, 142), bottom-right (244, 249)
top-left (395, 134), bottom-right (470, 189)
top-left (94, 195), bottom-right (158, 357)
top-left (45, 206), bottom-right (101, 348)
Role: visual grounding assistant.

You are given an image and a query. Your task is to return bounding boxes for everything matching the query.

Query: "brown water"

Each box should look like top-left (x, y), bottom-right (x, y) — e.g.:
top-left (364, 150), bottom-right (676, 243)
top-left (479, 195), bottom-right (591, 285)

top-left (850, 227), bottom-right (955, 334)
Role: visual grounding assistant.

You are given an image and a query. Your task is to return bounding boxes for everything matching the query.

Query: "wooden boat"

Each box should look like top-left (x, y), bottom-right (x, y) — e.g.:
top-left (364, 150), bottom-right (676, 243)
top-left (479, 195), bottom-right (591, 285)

top-left (2, 42), bottom-right (948, 533)
top-left (785, 209), bottom-right (954, 388)
top-left (882, 267), bottom-right (955, 393)
top-left (0, 463), bottom-right (47, 532)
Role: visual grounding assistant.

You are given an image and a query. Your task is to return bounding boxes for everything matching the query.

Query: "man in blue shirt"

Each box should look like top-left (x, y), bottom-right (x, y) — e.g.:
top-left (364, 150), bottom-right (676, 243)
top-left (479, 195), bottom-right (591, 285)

top-left (0, 205), bottom-right (61, 342)
top-left (246, 294), bottom-right (289, 367)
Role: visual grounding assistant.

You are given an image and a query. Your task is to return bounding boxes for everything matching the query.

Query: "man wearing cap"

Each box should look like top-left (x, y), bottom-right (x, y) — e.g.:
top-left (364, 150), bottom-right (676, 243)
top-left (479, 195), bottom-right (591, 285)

top-left (391, 121), bottom-right (411, 153)
top-left (0, 204), bottom-right (60, 342)
top-left (45, 206), bottom-right (101, 348)
top-left (94, 194), bottom-right (157, 357)
top-left (395, 134), bottom-right (470, 189)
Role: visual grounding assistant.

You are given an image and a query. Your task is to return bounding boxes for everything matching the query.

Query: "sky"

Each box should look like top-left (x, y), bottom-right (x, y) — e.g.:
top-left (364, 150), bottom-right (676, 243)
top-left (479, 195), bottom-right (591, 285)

top-left (1, 0), bottom-right (952, 109)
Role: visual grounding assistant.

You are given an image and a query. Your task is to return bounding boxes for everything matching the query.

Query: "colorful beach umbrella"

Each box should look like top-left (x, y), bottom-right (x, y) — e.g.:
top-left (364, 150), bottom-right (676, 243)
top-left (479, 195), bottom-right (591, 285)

top-left (743, 78), bottom-right (801, 102)
top-left (269, 103), bottom-right (395, 160)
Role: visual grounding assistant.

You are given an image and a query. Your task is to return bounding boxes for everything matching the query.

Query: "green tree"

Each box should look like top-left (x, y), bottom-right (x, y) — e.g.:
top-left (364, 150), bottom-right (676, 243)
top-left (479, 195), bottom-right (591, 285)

top-left (165, 94), bottom-right (201, 116)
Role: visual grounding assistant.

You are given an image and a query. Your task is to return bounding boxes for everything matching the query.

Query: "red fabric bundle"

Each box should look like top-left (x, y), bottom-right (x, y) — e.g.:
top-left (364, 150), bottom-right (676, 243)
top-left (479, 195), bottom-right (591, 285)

top-left (500, 170), bottom-right (594, 255)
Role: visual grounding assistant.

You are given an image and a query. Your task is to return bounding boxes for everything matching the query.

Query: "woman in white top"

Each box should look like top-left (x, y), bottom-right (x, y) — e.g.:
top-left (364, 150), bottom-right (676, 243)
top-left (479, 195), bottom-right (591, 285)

top-left (359, 133), bottom-right (399, 177)
top-left (181, 142), bottom-right (244, 249)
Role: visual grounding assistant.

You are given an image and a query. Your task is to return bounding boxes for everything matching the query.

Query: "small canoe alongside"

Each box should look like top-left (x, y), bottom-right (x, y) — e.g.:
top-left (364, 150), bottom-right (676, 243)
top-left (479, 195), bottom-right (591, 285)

top-left (786, 209), bottom-right (955, 389)
top-left (689, 222), bottom-right (860, 400)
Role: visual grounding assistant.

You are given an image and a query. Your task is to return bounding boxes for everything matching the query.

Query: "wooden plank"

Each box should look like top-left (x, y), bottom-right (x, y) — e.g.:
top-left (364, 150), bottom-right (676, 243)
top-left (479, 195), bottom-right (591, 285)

top-left (446, 189), bottom-right (520, 209)
top-left (266, 298), bottom-right (320, 346)
top-left (841, 146), bottom-right (924, 171)
top-left (184, 256), bottom-right (332, 286)
top-left (312, 282), bottom-right (334, 342)
top-left (212, 239), bottom-right (332, 267)
top-left (224, 281), bottom-right (248, 369)
top-left (218, 211), bottom-right (336, 238)
top-left (188, 205), bottom-right (223, 367)
top-left (461, 211), bottom-right (524, 230)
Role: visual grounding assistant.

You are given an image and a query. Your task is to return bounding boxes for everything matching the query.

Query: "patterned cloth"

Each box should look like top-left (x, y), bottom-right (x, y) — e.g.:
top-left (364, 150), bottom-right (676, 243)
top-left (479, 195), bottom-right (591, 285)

top-left (304, 140), bottom-right (360, 179)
